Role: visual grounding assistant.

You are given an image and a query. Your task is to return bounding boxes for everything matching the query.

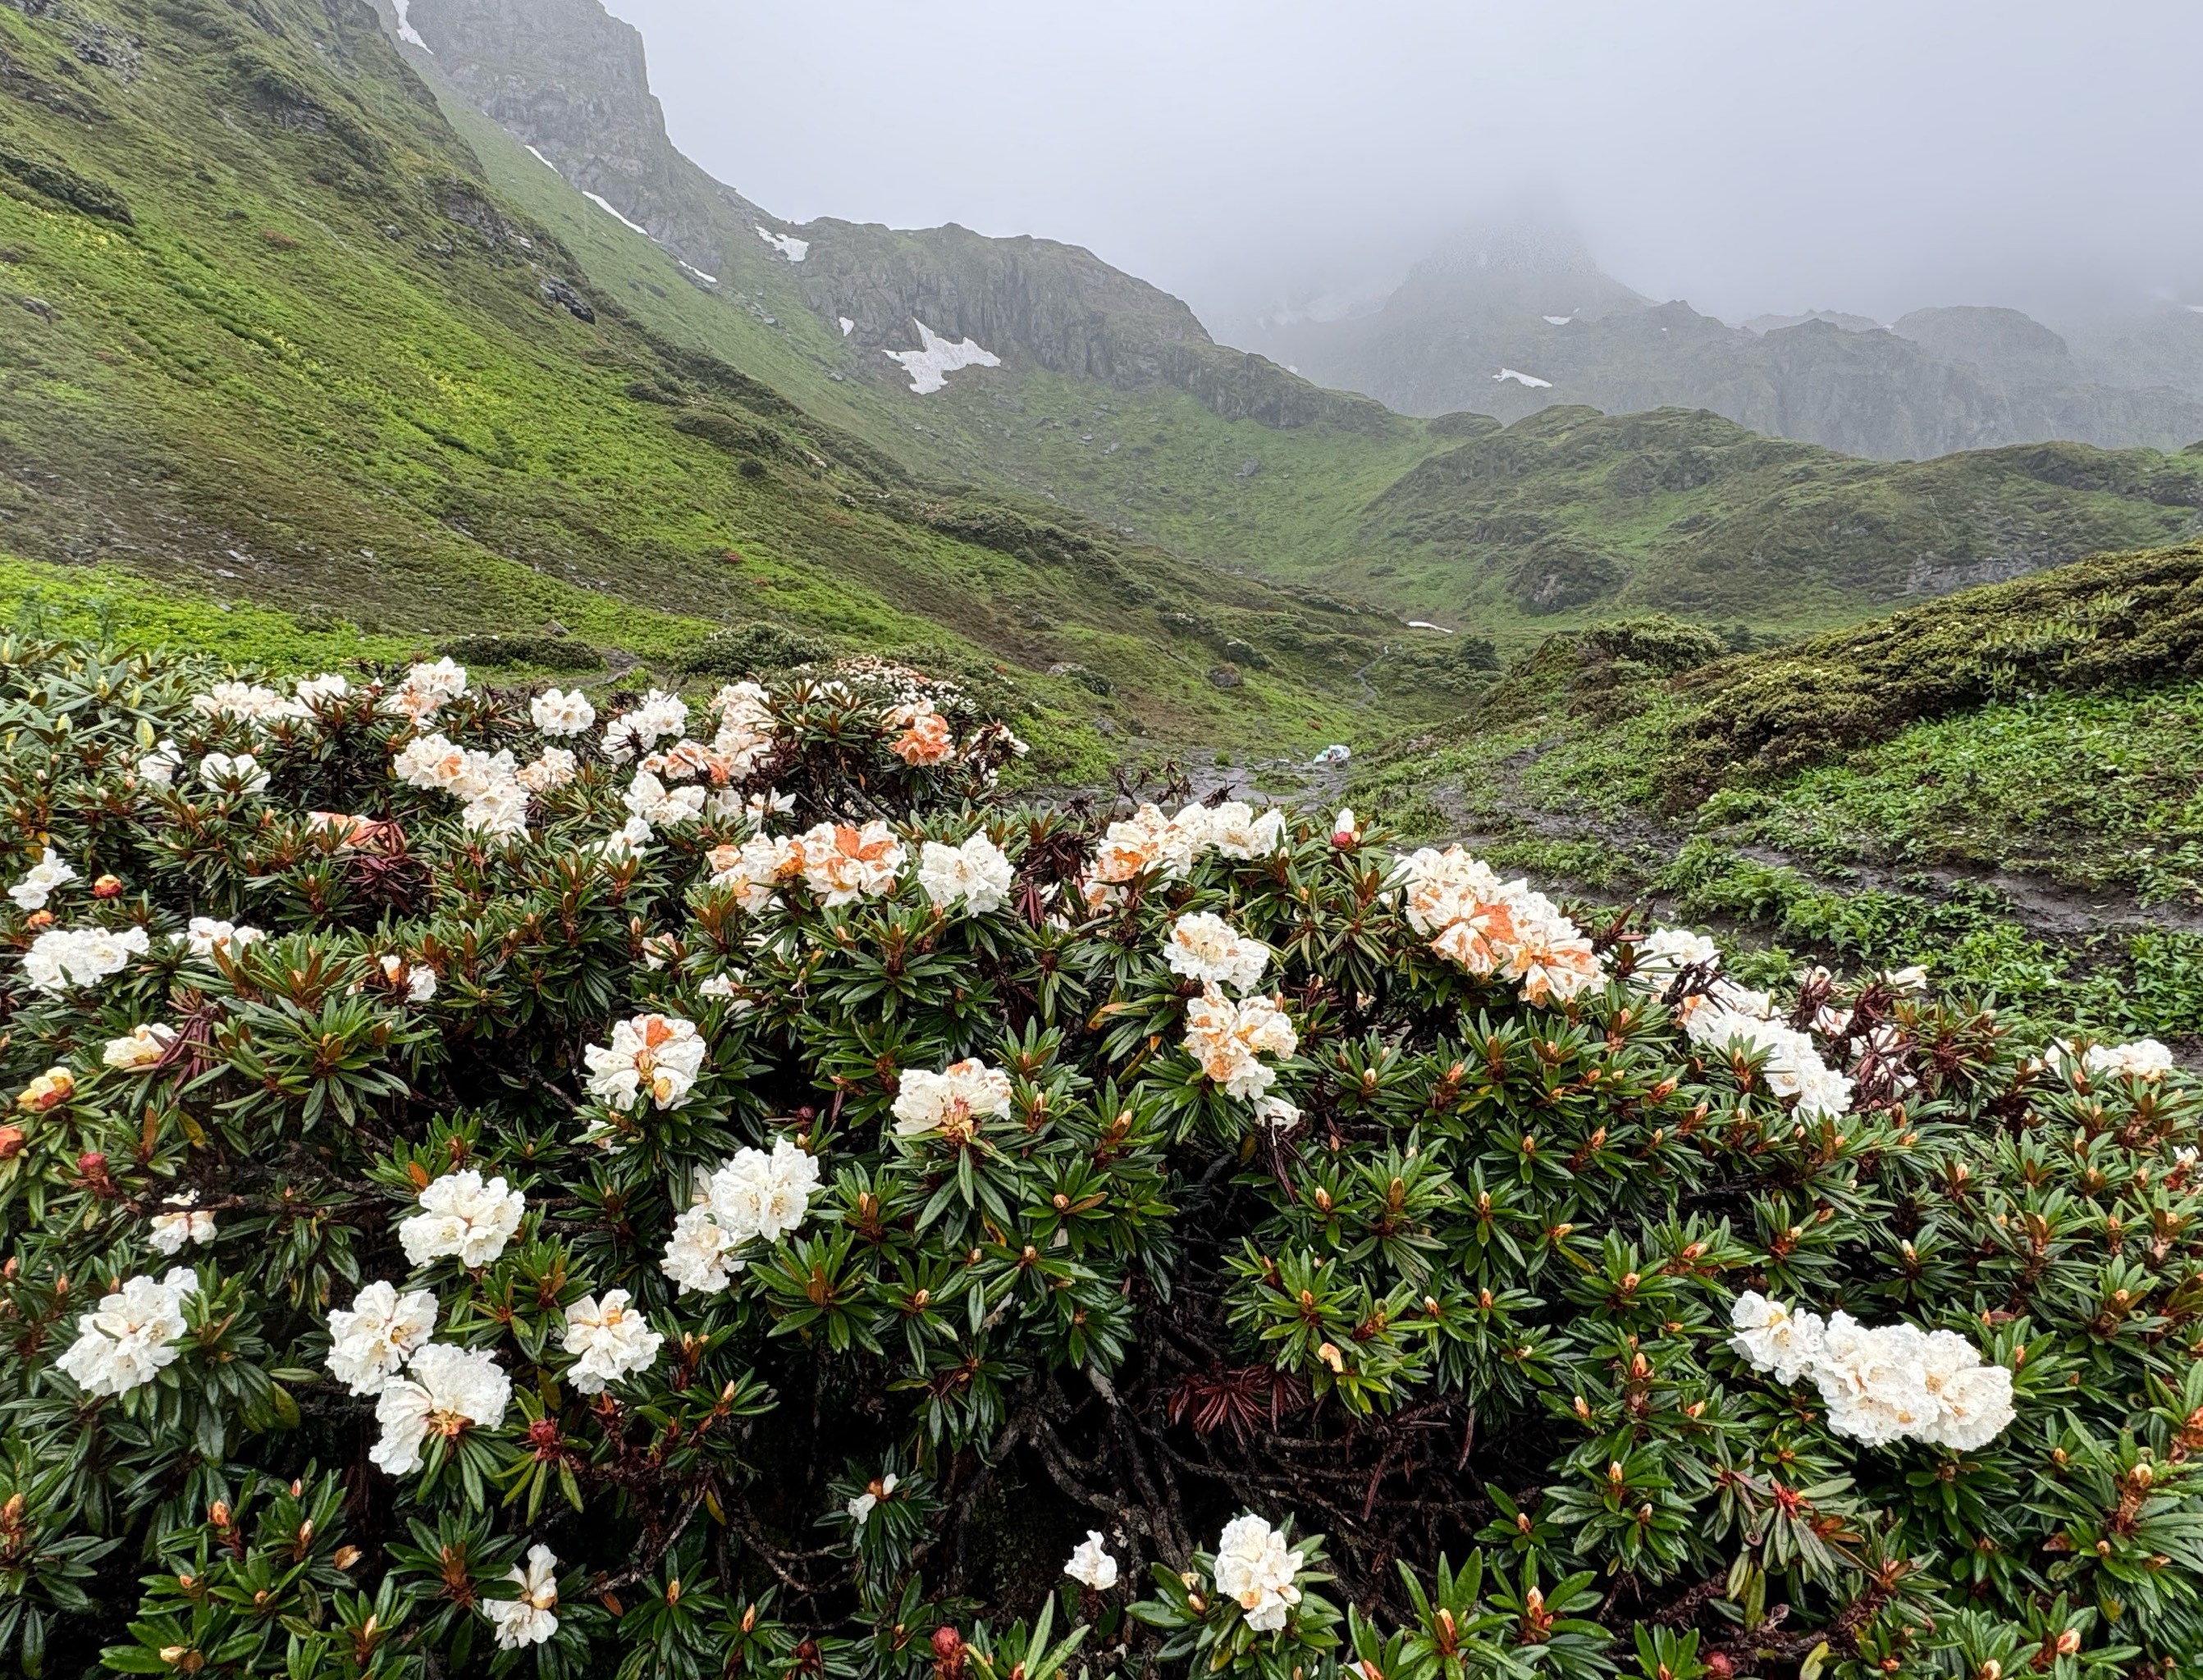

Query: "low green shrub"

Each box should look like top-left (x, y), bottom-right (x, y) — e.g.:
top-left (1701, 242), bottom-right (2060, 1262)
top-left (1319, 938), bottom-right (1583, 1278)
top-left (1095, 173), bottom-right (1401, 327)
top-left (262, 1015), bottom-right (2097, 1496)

top-left (2, 640), bottom-right (2198, 1678)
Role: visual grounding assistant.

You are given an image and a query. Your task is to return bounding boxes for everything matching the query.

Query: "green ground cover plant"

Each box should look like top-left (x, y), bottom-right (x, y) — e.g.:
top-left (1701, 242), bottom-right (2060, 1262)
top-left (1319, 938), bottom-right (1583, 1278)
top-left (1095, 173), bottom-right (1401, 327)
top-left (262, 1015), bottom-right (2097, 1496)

top-left (1, 637), bottom-right (2200, 1680)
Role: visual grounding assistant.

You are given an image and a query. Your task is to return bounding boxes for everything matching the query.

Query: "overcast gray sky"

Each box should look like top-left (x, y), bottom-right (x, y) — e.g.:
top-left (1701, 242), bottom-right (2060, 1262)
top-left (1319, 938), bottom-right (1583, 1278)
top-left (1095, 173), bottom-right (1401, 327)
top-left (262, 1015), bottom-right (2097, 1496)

top-left (607, 0), bottom-right (2203, 334)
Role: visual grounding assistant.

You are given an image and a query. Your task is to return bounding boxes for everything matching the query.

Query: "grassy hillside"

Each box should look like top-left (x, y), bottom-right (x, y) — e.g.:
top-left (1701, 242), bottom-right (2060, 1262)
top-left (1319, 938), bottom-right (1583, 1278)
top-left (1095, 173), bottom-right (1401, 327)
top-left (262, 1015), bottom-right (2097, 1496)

top-left (1350, 541), bottom-right (2203, 1042)
top-left (1346, 404), bottom-right (2203, 632)
top-left (441, 95), bottom-right (1447, 578)
top-left (0, 0), bottom-right (1453, 769)
top-left (435, 91), bottom-right (2203, 655)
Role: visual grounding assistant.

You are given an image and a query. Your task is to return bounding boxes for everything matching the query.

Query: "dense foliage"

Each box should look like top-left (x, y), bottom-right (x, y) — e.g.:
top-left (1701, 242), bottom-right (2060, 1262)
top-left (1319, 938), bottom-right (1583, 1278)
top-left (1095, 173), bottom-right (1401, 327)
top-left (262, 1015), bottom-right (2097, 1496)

top-left (2, 639), bottom-right (2200, 1680)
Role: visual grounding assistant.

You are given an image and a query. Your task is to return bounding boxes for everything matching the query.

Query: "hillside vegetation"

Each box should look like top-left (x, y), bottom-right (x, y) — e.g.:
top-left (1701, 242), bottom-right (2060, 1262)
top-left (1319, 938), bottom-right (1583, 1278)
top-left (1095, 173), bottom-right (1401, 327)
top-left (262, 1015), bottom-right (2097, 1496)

top-left (1351, 541), bottom-right (2203, 1040)
top-left (0, 0), bottom-right (1462, 768)
top-left (397, 2), bottom-right (2203, 652)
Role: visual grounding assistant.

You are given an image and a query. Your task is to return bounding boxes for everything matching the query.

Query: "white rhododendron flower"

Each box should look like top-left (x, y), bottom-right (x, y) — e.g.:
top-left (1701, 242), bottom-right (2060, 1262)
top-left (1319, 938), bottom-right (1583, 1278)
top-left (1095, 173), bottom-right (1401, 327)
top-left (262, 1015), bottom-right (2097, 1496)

top-left (1728, 1290), bottom-right (1826, 1385)
top-left (382, 659), bottom-right (468, 723)
top-left (380, 954), bottom-right (437, 1002)
top-left (461, 781), bottom-right (531, 839)
top-left (484, 1544), bottom-right (561, 1650)
top-left (601, 691), bottom-right (688, 761)
top-left (326, 1281), bottom-right (439, 1395)
top-left (177, 916), bottom-right (263, 959)
top-left (917, 833), bottom-right (1015, 915)
top-left (1733, 1293), bottom-right (2013, 1450)
top-left (514, 748), bottom-right (576, 792)
top-left (103, 1021), bottom-right (178, 1070)
top-left (399, 1169), bottom-right (526, 1268)
top-left (661, 1203), bottom-right (746, 1294)
top-left (708, 1137), bottom-right (820, 1244)
top-left (1915, 1332), bottom-right (2018, 1450)
top-left (561, 1290), bottom-right (663, 1394)
top-left (295, 672), bottom-right (350, 708)
top-left (1064, 1530), bottom-right (1118, 1591)
top-left (1165, 912), bottom-right (1271, 995)
top-left (706, 682), bottom-right (777, 778)
top-left (135, 737), bottom-right (184, 787)
top-left (22, 924), bottom-right (149, 993)
top-left (148, 1191), bottom-right (217, 1256)
top-left (623, 770), bottom-right (706, 827)
top-left (847, 1472), bottom-right (898, 1526)
top-left (1689, 1008), bottom-right (1854, 1122)
top-left (55, 1267), bottom-right (198, 1397)
top-left (795, 821), bottom-right (903, 906)
top-left (369, 1343), bottom-right (510, 1475)
top-left (1206, 801), bottom-right (1287, 860)
top-left (2048, 1037), bottom-right (2177, 1083)
top-left (194, 681), bottom-right (300, 724)
top-left (1396, 847), bottom-right (1605, 1005)
top-left (706, 834), bottom-right (805, 911)
top-left (198, 752), bottom-right (270, 796)
top-left (9, 847), bottom-right (76, 911)
top-left (1093, 802), bottom-right (1213, 883)
top-left (892, 1058), bottom-right (1013, 1142)
top-left (1632, 927), bottom-right (1721, 992)
top-left (1812, 1314), bottom-right (1934, 1446)
top-left (584, 1014), bottom-right (708, 1112)
top-left (531, 687), bottom-right (596, 737)
top-left (1212, 1513), bottom-right (1303, 1632)
top-left (1183, 987), bottom-right (1298, 1101)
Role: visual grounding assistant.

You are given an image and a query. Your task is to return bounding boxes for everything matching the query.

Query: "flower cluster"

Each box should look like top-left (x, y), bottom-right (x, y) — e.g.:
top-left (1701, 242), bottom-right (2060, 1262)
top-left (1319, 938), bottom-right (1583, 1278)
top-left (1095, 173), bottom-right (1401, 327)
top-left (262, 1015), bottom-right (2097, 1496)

top-left (561, 1290), bottom-right (663, 1393)
top-left (7, 847), bottom-right (75, 912)
top-left (1090, 798), bottom-right (1287, 888)
top-left (369, 1342), bottom-right (513, 1476)
top-left (1165, 911), bottom-right (1272, 995)
top-left (1183, 988), bottom-right (1298, 1102)
top-left (398, 1169), bottom-right (527, 1268)
top-left (1212, 1513), bottom-right (1305, 1632)
top-left (660, 1138), bottom-right (821, 1293)
top-left (55, 1267), bottom-right (199, 1396)
top-left (891, 1058), bottom-right (1013, 1141)
top-left (1730, 1292), bottom-right (2015, 1449)
top-left (1396, 845), bottom-right (1604, 1003)
top-left (326, 1281), bottom-right (441, 1395)
top-left (21, 924), bottom-right (149, 993)
top-left (917, 832), bottom-right (1016, 915)
top-left (584, 1013), bottom-right (709, 1112)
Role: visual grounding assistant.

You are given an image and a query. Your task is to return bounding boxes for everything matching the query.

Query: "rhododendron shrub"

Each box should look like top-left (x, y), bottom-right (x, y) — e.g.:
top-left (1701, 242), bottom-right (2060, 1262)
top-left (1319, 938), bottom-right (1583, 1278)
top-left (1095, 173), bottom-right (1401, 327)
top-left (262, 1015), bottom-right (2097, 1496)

top-left (0, 641), bottom-right (2200, 1680)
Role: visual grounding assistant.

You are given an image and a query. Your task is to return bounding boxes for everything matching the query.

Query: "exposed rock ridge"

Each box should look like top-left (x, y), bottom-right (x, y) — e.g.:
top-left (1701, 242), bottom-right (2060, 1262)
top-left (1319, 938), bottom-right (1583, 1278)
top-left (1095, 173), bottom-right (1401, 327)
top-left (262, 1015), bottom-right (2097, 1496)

top-left (377, 0), bottom-right (1383, 430)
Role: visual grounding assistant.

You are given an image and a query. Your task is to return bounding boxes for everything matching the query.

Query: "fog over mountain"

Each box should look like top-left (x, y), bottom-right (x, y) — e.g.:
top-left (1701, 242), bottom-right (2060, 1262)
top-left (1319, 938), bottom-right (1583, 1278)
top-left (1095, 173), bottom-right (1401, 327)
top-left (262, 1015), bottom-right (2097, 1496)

top-left (605, 0), bottom-right (2203, 337)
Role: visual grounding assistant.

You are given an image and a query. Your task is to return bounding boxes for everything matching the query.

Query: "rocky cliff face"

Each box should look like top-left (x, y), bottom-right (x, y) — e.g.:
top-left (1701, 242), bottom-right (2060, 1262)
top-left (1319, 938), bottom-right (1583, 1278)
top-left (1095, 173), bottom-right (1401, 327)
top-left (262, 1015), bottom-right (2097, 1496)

top-left (1255, 217), bottom-right (2203, 458)
top-left (375, 0), bottom-right (1380, 431)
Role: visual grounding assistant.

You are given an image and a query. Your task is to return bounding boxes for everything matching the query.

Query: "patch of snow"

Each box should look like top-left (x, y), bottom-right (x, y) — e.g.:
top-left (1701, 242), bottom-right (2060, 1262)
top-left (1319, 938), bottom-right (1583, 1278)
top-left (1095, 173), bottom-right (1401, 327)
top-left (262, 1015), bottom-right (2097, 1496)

top-left (679, 261), bottom-right (720, 285)
top-left (582, 192), bottom-right (651, 239)
top-left (838, 317), bottom-right (854, 336)
top-left (390, 0), bottom-right (430, 51)
top-left (755, 226), bottom-right (809, 262)
top-left (1313, 744), bottom-right (1351, 765)
top-left (1405, 620), bottom-right (1453, 633)
top-left (1287, 363), bottom-right (1300, 373)
top-left (1543, 315), bottom-right (1571, 326)
top-left (1493, 368), bottom-right (1552, 388)
top-left (882, 320), bottom-right (1000, 395)
top-left (523, 145), bottom-right (560, 173)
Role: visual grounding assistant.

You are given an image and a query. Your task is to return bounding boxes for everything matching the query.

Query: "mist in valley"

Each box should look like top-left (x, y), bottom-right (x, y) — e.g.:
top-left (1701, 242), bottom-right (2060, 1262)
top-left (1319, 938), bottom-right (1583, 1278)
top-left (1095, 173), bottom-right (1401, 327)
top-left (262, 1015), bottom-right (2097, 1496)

top-left (605, 0), bottom-right (2203, 340)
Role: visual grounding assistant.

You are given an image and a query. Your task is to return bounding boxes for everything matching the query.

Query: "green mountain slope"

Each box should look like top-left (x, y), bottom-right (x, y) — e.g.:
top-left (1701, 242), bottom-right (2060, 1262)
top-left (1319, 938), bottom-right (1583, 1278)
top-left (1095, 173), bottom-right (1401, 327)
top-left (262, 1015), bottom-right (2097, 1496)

top-left (1349, 541), bottom-right (2203, 1039)
top-left (1346, 404), bottom-right (2203, 632)
top-left (426, 90), bottom-right (1447, 583)
top-left (0, 0), bottom-right (1455, 765)
top-left (437, 66), bottom-right (2203, 657)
